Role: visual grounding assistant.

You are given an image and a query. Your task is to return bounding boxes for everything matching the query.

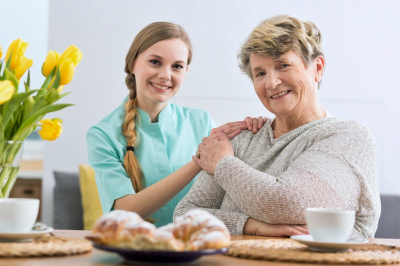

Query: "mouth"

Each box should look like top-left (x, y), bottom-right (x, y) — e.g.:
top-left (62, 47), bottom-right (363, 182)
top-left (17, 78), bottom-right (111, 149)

top-left (270, 90), bottom-right (291, 99)
top-left (150, 82), bottom-right (171, 92)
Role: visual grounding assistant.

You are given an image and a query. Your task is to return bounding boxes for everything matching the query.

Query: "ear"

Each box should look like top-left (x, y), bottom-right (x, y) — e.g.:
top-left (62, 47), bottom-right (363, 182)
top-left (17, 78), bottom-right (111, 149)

top-left (314, 55), bottom-right (325, 83)
top-left (186, 65), bottom-right (189, 72)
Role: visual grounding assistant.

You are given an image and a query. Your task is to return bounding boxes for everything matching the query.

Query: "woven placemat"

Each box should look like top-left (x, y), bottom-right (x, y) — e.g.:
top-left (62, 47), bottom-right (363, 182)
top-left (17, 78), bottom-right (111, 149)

top-left (226, 239), bottom-right (400, 264)
top-left (0, 235), bottom-right (92, 257)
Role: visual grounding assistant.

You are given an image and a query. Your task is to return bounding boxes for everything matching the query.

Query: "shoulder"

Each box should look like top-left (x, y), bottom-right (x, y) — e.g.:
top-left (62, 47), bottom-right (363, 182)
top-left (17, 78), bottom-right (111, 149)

top-left (317, 118), bottom-right (374, 141)
top-left (229, 121), bottom-right (269, 158)
top-left (310, 118), bottom-right (376, 156)
top-left (171, 104), bottom-right (211, 119)
top-left (339, 120), bottom-right (372, 136)
top-left (170, 104), bottom-right (213, 125)
top-left (87, 104), bottom-right (126, 144)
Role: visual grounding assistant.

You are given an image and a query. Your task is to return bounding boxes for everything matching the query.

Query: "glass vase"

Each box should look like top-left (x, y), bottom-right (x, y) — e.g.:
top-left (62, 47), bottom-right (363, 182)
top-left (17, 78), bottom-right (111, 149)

top-left (0, 141), bottom-right (24, 198)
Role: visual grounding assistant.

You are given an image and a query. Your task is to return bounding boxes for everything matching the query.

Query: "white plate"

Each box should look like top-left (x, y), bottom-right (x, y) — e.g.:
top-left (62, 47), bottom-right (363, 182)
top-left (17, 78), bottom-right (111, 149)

top-left (0, 227), bottom-right (54, 242)
top-left (291, 235), bottom-right (368, 252)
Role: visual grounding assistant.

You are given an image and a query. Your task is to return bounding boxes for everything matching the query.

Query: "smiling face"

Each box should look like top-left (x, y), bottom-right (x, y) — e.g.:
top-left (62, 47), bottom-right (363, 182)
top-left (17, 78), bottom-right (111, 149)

top-left (132, 38), bottom-right (189, 110)
top-left (250, 50), bottom-right (324, 119)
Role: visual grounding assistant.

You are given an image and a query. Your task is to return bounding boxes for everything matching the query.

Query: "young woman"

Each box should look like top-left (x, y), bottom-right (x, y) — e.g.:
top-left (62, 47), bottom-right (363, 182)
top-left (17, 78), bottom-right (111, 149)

top-left (86, 22), bottom-right (265, 227)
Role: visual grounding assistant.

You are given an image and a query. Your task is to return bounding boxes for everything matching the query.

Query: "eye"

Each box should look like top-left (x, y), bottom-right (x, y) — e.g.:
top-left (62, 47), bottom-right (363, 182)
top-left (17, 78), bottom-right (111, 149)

top-left (280, 64), bottom-right (290, 69)
top-left (173, 64), bottom-right (184, 70)
top-left (255, 72), bottom-right (265, 78)
top-left (149, 59), bottom-right (160, 65)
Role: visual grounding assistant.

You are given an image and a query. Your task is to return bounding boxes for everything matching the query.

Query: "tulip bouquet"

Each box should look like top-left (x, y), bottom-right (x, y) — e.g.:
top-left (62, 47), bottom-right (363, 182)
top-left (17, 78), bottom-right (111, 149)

top-left (0, 38), bottom-right (82, 198)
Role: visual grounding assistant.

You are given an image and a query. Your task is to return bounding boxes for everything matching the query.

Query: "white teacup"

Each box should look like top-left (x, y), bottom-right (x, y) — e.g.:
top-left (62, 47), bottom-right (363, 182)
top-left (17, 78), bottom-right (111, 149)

top-left (306, 208), bottom-right (355, 243)
top-left (0, 198), bottom-right (39, 233)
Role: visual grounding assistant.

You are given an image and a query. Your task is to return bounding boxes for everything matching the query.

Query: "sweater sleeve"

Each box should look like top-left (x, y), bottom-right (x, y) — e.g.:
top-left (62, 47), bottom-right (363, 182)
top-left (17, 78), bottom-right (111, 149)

top-left (173, 169), bottom-right (249, 235)
top-left (213, 125), bottom-right (379, 238)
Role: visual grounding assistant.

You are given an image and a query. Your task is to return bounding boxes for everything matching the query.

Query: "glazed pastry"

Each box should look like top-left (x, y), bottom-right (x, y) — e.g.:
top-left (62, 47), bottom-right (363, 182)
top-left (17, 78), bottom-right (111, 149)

top-left (87, 210), bottom-right (146, 246)
top-left (87, 210), bottom-right (183, 251)
top-left (161, 209), bottom-right (231, 250)
top-left (88, 209), bottom-right (230, 251)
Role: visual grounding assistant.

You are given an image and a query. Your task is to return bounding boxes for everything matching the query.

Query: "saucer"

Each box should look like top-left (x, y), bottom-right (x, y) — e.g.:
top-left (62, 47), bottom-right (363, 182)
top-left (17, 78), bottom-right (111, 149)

top-left (0, 227), bottom-right (54, 242)
top-left (291, 235), bottom-right (368, 252)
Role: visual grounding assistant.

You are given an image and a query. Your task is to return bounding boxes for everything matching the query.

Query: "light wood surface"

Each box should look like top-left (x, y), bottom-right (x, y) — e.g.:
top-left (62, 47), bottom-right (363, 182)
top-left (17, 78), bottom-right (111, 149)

top-left (1, 230), bottom-right (400, 266)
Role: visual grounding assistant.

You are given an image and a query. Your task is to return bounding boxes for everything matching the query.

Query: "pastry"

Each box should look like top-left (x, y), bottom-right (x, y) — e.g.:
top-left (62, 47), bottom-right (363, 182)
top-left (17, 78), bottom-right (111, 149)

top-left (87, 210), bottom-right (183, 251)
top-left (160, 209), bottom-right (231, 250)
top-left (87, 209), bottom-right (230, 251)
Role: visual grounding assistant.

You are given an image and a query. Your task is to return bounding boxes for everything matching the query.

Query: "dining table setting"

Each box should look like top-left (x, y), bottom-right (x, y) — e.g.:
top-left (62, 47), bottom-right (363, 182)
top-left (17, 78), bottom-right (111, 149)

top-left (1, 205), bottom-right (400, 266)
top-left (0, 230), bottom-right (400, 266)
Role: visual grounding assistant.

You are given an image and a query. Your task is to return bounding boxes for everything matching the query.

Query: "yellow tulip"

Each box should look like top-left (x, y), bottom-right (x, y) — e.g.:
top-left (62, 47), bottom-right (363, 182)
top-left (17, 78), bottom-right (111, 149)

top-left (5, 39), bottom-right (29, 70)
top-left (59, 45), bottom-right (82, 67)
top-left (59, 59), bottom-right (75, 85)
top-left (38, 118), bottom-right (63, 141)
top-left (57, 85), bottom-right (64, 93)
top-left (13, 56), bottom-right (33, 80)
top-left (0, 44), bottom-right (2, 59)
top-left (42, 50), bottom-right (60, 77)
top-left (52, 118), bottom-right (63, 124)
top-left (0, 80), bottom-right (15, 105)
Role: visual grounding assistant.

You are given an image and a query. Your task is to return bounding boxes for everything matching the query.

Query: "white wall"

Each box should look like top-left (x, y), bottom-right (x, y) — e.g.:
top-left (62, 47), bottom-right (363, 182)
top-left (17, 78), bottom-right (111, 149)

top-left (0, 0), bottom-right (49, 88)
top-left (3, 0), bottom-right (399, 225)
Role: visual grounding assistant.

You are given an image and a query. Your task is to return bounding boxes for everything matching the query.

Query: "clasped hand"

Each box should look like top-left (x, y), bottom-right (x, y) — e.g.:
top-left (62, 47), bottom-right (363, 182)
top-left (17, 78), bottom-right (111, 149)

top-left (192, 133), bottom-right (234, 174)
top-left (193, 117), bottom-right (266, 174)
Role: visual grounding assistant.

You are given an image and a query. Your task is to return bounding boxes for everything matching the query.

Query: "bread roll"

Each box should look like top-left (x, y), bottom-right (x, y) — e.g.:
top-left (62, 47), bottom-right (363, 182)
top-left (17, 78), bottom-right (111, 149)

top-left (162, 209), bottom-right (231, 250)
top-left (88, 210), bottom-right (183, 251)
top-left (88, 209), bottom-right (230, 251)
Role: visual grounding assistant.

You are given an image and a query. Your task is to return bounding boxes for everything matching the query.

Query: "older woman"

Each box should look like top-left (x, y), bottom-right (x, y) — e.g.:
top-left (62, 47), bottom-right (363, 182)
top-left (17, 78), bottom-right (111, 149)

top-left (174, 15), bottom-right (380, 238)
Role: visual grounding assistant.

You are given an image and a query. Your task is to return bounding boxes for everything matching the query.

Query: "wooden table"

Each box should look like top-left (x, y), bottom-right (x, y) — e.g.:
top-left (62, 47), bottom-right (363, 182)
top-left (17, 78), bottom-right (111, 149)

top-left (2, 230), bottom-right (400, 266)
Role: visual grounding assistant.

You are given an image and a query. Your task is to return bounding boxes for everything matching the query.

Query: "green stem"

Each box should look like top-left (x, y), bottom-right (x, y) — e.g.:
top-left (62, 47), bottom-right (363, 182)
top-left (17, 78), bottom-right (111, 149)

top-left (0, 166), bottom-right (12, 188)
top-left (0, 142), bottom-right (6, 161)
top-left (0, 141), bottom-right (23, 197)
top-left (5, 142), bottom-right (22, 164)
top-left (1, 167), bottom-right (19, 198)
top-left (35, 67), bottom-right (56, 100)
top-left (11, 125), bottom-right (37, 141)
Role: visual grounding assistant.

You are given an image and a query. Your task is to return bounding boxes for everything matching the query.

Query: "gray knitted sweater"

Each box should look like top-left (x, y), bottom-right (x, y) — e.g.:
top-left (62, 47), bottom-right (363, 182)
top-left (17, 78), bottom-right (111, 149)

top-left (174, 117), bottom-right (381, 237)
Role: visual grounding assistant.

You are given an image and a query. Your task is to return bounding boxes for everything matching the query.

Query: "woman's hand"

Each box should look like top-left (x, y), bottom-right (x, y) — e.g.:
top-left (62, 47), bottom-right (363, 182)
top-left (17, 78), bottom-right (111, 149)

top-left (210, 117), bottom-right (267, 140)
top-left (244, 116), bottom-right (268, 134)
top-left (192, 133), bottom-right (234, 174)
top-left (243, 218), bottom-right (309, 237)
top-left (209, 121), bottom-right (248, 140)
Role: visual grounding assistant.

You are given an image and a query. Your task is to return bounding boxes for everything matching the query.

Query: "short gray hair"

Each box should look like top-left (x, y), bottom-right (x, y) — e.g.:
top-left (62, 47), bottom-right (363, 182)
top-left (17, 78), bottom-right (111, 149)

top-left (239, 15), bottom-right (324, 81)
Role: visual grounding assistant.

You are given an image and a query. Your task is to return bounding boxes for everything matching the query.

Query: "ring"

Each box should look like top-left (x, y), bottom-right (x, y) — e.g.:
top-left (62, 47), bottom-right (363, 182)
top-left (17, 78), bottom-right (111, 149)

top-left (196, 151), bottom-right (201, 159)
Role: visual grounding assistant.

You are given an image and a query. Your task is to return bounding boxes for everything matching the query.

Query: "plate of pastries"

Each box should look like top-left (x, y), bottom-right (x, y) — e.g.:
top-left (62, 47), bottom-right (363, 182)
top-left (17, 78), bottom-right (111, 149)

top-left (86, 209), bottom-right (230, 263)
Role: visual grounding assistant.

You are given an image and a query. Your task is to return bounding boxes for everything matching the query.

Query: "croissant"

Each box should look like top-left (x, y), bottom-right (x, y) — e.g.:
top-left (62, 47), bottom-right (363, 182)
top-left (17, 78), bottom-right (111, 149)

top-left (87, 210), bottom-right (183, 251)
top-left (88, 209), bottom-right (230, 251)
top-left (160, 209), bottom-right (231, 251)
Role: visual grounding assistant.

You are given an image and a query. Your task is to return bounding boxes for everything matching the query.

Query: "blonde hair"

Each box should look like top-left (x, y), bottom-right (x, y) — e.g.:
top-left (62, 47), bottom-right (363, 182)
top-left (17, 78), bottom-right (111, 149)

top-left (123, 22), bottom-right (192, 193)
top-left (239, 15), bottom-right (324, 82)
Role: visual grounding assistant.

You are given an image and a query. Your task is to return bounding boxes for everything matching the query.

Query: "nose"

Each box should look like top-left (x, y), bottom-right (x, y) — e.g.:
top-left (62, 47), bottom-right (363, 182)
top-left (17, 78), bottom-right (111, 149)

top-left (158, 66), bottom-right (171, 81)
top-left (265, 71), bottom-right (282, 90)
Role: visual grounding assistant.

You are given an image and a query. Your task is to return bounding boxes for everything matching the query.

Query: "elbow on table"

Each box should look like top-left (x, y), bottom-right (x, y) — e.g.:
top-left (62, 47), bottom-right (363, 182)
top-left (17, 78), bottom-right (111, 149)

top-left (250, 196), bottom-right (308, 224)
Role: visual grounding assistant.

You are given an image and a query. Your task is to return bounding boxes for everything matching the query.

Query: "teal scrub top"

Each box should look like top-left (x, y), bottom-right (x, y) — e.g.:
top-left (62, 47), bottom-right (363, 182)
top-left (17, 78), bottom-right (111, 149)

top-left (86, 96), bottom-right (216, 227)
